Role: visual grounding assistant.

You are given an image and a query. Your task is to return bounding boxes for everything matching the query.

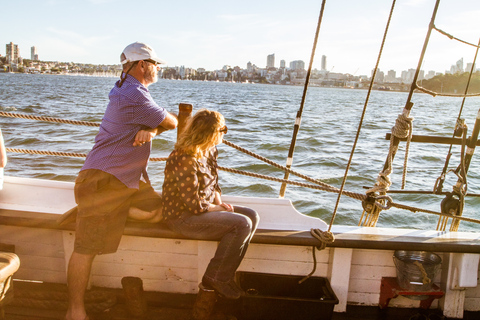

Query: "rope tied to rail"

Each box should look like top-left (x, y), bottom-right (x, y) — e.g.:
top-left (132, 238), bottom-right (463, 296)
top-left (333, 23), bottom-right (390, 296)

top-left (298, 229), bottom-right (335, 285)
top-left (310, 228), bottom-right (335, 250)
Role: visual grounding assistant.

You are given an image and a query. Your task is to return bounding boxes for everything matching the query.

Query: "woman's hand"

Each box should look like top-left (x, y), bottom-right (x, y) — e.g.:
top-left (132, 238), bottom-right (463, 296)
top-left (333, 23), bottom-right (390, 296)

top-left (133, 128), bottom-right (157, 146)
top-left (207, 203), bottom-right (234, 212)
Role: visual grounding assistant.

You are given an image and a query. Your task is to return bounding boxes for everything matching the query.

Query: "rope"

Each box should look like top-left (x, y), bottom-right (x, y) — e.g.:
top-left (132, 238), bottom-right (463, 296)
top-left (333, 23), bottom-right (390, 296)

top-left (0, 111), bottom-right (101, 127)
top-left (8, 147), bottom-right (480, 225)
top-left (6, 147), bottom-right (168, 161)
top-left (433, 25), bottom-right (480, 48)
top-left (392, 111), bottom-right (414, 189)
top-left (331, 0), bottom-right (397, 231)
top-left (298, 229), bottom-right (335, 284)
top-left (413, 261), bottom-right (431, 285)
top-left (6, 148), bottom-right (88, 158)
top-left (222, 139), bottom-right (333, 189)
top-left (279, 0), bottom-right (327, 198)
top-left (415, 84), bottom-right (480, 98)
top-left (310, 228), bottom-right (335, 250)
top-left (362, 106), bottom-right (414, 227)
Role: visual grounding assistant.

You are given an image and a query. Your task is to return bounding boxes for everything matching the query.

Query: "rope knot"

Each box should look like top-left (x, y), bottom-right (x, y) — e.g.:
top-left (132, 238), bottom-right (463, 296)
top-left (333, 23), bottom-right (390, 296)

top-left (310, 228), bottom-right (334, 250)
top-left (392, 112), bottom-right (414, 139)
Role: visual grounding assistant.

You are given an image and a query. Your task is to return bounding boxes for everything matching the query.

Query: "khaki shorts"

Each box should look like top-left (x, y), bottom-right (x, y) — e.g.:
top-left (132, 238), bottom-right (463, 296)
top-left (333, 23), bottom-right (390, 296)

top-left (74, 169), bottom-right (161, 255)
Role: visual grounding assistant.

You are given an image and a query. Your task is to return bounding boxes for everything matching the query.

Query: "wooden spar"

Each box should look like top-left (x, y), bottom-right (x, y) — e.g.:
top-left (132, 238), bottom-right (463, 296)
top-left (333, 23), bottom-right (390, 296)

top-left (279, 0), bottom-right (327, 198)
top-left (385, 133), bottom-right (480, 146)
top-left (177, 103), bottom-right (193, 140)
top-left (381, 0), bottom-right (441, 173)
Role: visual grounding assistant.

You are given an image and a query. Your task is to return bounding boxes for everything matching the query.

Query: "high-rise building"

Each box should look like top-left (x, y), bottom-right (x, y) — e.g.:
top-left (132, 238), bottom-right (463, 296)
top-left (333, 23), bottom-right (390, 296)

top-left (456, 58), bottom-right (464, 73)
top-left (31, 46), bottom-right (39, 61)
top-left (321, 55), bottom-right (327, 71)
top-left (267, 54), bottom-right (275, 68)
top-left (6, 42), bottom-right (20, 64)
top-left (247, 61), bottom-right (253, 72)
top-left (466, 62), bottom-right (476, 73)
top-left (289, 60), bottom-right (305, 70)
top-left (280, 60), bottom-right (285, 68)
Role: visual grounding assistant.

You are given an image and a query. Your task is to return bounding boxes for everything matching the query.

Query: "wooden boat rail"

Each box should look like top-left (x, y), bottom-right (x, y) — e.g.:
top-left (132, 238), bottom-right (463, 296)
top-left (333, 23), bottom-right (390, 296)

top-left (1, 208), bottom-right (479, 254)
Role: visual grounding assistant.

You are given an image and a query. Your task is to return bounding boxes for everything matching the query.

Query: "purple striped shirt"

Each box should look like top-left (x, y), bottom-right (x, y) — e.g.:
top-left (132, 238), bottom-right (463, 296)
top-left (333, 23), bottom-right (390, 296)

top-left (82, 75), bottom-right (167, 189)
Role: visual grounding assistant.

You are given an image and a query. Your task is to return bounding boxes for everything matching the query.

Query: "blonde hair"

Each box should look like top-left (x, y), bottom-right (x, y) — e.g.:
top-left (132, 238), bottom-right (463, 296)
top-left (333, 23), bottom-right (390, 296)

top-left (175, 109), bottom-right (225, 158)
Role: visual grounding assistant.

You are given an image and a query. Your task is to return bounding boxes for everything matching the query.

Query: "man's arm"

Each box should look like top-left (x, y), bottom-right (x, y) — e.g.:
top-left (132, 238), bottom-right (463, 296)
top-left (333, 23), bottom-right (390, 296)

top-left (157, 112), bottom-right (178, 131)
top-left (133, 112), bottom-right (178, 146)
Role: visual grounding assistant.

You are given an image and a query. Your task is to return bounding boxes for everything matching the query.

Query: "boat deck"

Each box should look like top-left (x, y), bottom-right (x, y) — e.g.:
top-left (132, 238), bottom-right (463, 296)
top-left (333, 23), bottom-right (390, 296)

top-left (3, 281), bottom-right (480, 320)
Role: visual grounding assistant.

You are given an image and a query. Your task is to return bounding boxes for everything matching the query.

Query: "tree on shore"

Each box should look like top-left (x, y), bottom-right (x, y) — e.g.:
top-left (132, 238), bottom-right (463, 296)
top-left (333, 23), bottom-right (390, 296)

top-left (420, 72), bottom-right (480, 94)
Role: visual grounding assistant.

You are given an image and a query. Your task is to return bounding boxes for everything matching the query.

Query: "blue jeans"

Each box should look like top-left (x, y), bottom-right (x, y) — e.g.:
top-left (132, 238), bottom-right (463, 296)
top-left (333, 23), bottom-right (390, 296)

top-left (166, 205), bottom-right (259, 283)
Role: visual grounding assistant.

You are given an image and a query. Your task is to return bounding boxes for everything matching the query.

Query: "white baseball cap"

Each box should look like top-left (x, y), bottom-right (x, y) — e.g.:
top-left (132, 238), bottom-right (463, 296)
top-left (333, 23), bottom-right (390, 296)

top-left (120, 42), bottom-right (166, 65)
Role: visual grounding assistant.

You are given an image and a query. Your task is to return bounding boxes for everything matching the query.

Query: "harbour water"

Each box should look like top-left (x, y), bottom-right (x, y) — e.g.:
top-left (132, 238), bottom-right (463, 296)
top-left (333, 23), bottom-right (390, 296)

top-left (1, 72), bottom-right (480, 231)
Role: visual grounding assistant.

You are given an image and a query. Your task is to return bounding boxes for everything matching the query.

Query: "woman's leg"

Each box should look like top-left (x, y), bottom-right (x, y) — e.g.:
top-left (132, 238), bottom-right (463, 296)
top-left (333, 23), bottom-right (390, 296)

top-left (232, 205), bottom-right (259, 264)
top-left (167, 210), bottom-right (253, 282)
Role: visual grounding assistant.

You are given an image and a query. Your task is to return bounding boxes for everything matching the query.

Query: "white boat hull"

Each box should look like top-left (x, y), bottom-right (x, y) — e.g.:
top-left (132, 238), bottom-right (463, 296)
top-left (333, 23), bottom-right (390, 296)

top-left (1, 176), bottom-right (479, 318)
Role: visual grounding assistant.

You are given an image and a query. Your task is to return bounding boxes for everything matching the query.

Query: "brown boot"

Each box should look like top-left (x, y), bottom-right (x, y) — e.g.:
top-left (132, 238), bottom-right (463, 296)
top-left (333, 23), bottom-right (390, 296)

top-left (192, 283), bottom-right (218, 320)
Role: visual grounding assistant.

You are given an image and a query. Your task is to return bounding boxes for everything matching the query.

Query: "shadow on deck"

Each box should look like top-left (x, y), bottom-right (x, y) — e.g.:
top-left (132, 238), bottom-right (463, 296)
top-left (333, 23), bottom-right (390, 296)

top-left (3, 280), bottom-right (480, 320)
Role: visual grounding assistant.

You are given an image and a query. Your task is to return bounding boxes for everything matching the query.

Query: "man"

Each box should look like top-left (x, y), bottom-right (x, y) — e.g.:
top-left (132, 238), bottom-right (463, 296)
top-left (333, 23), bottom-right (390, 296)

top-left (65, 42), bottom-right (177, 320)
top-left (0, 128), bottom-right (6, 190)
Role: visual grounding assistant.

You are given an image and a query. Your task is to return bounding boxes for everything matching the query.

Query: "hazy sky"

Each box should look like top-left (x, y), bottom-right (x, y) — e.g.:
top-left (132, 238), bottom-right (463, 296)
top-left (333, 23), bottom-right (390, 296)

top-left (2, 0), bottom-right (479, 76)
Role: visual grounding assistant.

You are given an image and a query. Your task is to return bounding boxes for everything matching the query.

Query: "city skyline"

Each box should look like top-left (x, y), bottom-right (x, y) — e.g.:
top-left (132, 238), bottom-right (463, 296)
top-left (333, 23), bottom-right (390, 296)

top-left (1, 0), bottom-right (479, 76)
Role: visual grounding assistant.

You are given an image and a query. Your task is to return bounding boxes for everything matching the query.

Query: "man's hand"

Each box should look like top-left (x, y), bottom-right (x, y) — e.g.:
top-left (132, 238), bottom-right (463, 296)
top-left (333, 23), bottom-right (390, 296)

top-left (133, 128), bottom-right (157, 147)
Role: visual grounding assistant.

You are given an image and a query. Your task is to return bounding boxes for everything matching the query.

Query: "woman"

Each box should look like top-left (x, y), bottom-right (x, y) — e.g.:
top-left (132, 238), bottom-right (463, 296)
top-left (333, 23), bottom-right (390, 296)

top-left (162, 109), bottom-right (259, 299)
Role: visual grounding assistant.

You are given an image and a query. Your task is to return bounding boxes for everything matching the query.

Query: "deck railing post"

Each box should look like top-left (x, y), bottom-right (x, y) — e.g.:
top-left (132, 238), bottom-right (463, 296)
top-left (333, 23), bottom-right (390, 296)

top-left (177, 103), bottom-right (193, 140)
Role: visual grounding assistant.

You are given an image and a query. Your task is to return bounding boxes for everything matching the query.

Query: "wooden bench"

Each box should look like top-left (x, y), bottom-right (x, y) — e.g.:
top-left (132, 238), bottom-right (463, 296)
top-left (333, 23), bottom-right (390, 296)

top-left (1, 209), bottom-right (480, 253)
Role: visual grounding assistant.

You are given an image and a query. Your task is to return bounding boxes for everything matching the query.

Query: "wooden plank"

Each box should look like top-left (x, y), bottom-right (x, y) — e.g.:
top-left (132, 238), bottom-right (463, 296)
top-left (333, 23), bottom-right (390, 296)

top-left (464, 298), bottom-right (480, 311)
top-left (91, 275), bottom-right (198, 294)
top-left (348, 278), bottom-right (381, 294)
top-left (15, 255), bottom-right (65, 273)
top-left (14, 267), bottom-right (66, 283)
top-left (246, 243), bottom-right (330, 263)
top-left (118, 235), bottom-right (198, 255)
top-left (2, 212), bottom-right (480, 253)
top-left (94, 250), bottom-right (197, 269)
top-left (349, 265), bottom-right (396, 280)
top-left (351, 249), bottom-right (394, 266)
top-left (238, 258), bottom-right (329, 276)
top-left (91, 261), bottom-right (198, 282)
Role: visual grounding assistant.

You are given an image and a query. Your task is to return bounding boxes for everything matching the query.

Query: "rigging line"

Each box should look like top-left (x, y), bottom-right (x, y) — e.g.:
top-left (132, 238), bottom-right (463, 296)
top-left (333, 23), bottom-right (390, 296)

top-left (376, 0), bottom-right (441, 189)
top-left (414, 85), bottom-right (480, 98)
top-left (404, 0), bottom-right (441, 106)
top-left (386, 189), bottom-right (480, 198)
top-left (279, 0), bottom-right (327, 198)
top-left (5, 148), bottom-right (168, 161)
top-left (9, 147), bottom-right (480, 225)
top-left (388, 200), bottom-right (480, 225)
top-left (0, 112), bottom-right (100, 127)
top-left (433, 26), bottom-right (480, 48)
top-left (0, 110), bottom-right (337, 189)
top-left (328, 0), bottom-right (397, 232)
top-left (222, 139), bottom-right (332, 188)
top-left (433, 38), bottom-right (480, 194)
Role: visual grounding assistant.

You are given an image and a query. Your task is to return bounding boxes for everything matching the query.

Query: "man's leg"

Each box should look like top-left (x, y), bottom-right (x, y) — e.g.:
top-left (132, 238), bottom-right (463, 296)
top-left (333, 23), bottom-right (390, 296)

top-left (65, 251), bottom-right (96, 320)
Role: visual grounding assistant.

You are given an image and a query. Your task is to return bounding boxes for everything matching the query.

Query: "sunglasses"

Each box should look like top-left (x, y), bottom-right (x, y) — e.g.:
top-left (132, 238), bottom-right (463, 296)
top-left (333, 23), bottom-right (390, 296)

top-left (218, 126), bottom-right (228, 134)
top-left (144, 59), bottom-right (160, 66)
